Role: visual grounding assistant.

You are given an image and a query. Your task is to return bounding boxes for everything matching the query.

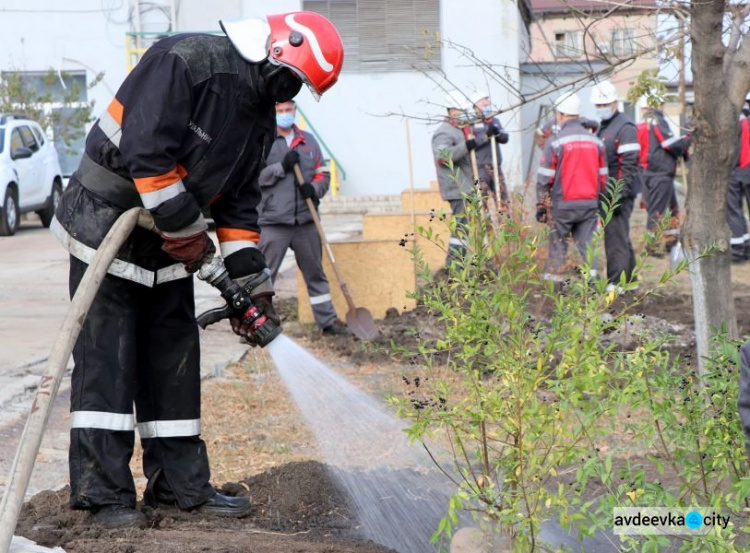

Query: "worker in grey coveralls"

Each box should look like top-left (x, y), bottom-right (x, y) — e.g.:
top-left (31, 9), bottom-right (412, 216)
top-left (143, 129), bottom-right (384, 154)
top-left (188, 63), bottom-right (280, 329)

top-left (432, 90), bottom-right (479, 267)
top-left (590, 81), bottom-right (642, 291)
top-left (727, 94), bottom-right (750, 263)
top-left (469, 91), bottom-right (509, 206)
top-left (536, 91), bottom-right (608, 282)
top-left (258, 100), bottom-right (350, 335)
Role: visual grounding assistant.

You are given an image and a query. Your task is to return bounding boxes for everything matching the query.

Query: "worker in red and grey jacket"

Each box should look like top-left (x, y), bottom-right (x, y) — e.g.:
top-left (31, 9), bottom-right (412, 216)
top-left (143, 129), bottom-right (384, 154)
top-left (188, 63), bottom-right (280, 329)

top-left (727, 95), bottom-right (750, 262)
top-left (258, 100), bottom-right (349, 335)
top-left (536, 91), bottom-right (608, 282)
top-left (590, 81), bottom-right (642, 291)
top-left (51, 12), bottom-right (344, 528)
top-left (638, 99), bottom-right (691, 252)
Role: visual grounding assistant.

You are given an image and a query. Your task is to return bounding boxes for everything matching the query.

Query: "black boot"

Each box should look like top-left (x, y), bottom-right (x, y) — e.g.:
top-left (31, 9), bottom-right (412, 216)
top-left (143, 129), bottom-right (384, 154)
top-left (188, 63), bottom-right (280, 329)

top-left (91, 505), bottom-right (148, 528)
top-left (322, 319), bottom-right (352, 336)
top-left (196, 491), bottom-right (252, 518)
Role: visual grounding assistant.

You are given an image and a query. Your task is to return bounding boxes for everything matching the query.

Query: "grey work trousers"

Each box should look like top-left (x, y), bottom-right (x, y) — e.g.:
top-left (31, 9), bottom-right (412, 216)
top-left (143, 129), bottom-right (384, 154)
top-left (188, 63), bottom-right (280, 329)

top-left (643, 173), bottom-right (677, 231)
top-left (446, 199), bottom-right (468, 267)
top-left (603, 196), bottom-right (636, 285)
top-left (545, 206), bottom-right (599, 278)
top-left (259, 223), bottom-right (338, 329)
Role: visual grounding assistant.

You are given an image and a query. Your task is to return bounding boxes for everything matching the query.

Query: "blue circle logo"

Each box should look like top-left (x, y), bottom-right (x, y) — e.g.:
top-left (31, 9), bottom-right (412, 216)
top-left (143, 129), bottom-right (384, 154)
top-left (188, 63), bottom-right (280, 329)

top-left (685, 511), bottom-right (703, 529)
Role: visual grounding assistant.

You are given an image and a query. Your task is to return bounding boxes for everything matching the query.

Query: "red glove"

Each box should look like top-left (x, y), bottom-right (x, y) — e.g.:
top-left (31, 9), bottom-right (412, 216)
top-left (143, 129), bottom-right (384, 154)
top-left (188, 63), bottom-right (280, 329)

top-left (161, 232), bottom-right (216, 273)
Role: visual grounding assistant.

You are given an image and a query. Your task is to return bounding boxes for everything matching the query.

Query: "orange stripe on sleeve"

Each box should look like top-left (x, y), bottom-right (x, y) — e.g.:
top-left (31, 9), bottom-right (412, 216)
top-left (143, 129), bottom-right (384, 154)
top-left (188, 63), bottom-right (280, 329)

top-left (107, 99), bottom-right (124, 125)
top-left (134, 165), bottom-right (187, 193)
top-left (216, 228), bottom-right (261, 243)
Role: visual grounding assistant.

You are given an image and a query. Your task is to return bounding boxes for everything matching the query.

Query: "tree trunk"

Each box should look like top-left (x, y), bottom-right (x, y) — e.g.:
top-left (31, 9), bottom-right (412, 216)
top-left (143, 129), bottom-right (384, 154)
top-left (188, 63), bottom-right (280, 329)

top-left (685, 0), bottom-right (739, 373)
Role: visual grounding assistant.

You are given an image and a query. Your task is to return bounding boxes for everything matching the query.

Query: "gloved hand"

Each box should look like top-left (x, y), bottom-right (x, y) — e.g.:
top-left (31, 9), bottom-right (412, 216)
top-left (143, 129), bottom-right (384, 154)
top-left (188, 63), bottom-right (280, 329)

top-left (299, 182), bottom-right (316, 199)
top-left (535, 205), bottom-right (548, 223)
top-left (229, 269), bottom-right (281, 345)
top-left (281, 150), bottom-right (300, 173)
top-left (486, 124), bottom-right (500, 138)
top-left (465, 138), bottom-right (477, 151)
top-left (161, 231), bottom-right (216, 273)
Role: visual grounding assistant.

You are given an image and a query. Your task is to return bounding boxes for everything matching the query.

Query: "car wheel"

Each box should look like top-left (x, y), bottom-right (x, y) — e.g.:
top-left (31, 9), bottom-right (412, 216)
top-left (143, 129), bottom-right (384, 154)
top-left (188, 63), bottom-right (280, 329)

top-left (37, 181), bottom-right (62, 228)
top-left (0, 187), bottom-right (20, 236)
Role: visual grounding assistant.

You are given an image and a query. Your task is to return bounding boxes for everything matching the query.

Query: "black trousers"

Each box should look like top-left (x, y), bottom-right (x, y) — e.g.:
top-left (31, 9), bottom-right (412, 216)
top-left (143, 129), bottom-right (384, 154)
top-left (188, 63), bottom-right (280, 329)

top-left (603, 196), bottom-right (636, 285)
top-left (68, 256), bottom-right (213, 510)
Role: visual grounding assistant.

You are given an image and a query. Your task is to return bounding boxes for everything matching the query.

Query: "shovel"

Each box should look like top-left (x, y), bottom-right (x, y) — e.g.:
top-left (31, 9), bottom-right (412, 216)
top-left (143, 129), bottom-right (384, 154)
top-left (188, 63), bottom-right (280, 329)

top-left (293, 164), bottom-right (378, 341)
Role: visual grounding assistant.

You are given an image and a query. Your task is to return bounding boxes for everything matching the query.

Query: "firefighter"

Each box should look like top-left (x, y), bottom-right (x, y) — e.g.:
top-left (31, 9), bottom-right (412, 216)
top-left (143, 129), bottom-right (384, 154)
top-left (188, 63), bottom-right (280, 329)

top-left (50, 12), bottom-right (344, 528)
top-left (590, 80), bottom-right (642, 291)
top-left (257, 100), bottom-right (350, 334)
top-left (536, 91), bottom-right (608, 283)
top-left (432, 90), bottom-right (477, 267)
top-left (469, 91), bottom-right (509, 206)
top-left (727, 94), bottom-right (750, 263)
top-left (637, 91), bottom-right (691, 255)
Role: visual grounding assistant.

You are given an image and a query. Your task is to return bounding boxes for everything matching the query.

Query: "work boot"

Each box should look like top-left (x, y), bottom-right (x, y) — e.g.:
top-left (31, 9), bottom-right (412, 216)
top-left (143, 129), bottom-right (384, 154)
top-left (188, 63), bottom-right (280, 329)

top-left (196, 491), bottom-right (252, 518)
top-left (322, 319), bottom-right (352, 336)
top-left (91, 505), bottom-right (148, 529)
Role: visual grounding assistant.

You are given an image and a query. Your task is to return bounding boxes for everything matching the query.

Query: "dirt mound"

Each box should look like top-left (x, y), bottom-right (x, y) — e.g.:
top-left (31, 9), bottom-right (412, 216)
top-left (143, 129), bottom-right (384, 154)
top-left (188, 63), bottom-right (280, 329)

top-left (15, 461), bottom-right (393, 553)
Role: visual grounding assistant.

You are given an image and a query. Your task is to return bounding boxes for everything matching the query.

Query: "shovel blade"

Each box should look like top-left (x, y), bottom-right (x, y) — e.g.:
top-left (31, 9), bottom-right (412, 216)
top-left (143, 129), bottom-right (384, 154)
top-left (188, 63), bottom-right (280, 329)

top-left (345, 307), bottom-right (379, 341)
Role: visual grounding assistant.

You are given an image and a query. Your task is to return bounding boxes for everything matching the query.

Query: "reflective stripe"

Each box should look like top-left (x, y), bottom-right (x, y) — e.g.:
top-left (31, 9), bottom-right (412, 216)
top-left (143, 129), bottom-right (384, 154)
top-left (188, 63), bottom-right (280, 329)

top-left (137, 419), bottom-right (201, 439)
top-left (449, 237), bottom-right (467, 247)
top-left (552, 134), bottom-right (602, 148)
top-left (310, 293), bottom-right (332, 305)
top-left (220, 240), bottom-right (258, 258)
top-left (139, 180), bottom-right (186, 209)
top-left (537, 167), bottom-right (556, 177)
top-left (71, 410), bottom-right (134, 431)
top-left (599, 168), bottom-right (609, 175)
top-left (661, 136), bottom-right (682, 149)
top-left (315, 165), bottom-right (329, 174)
top-left (51, 216), bottom-right (188, 287)
top-left (156, 264), bottom-right (191, 284)
top-left (542, 272), bottom-right (565, 282)
top-left (98, 110), bottom-right (122, 148)
top-left (745, 233), bottom-right (750, 240)
top-left (731, 235), bottom-right (748, 245)
top-left (161, 214), bottom-right (208, 239)
top-left (617, 143), bottom-right (641, 154)
top-left (216, 228), bottom-right (262, 243)
top-left (663, 229), bottom-right (680, 236)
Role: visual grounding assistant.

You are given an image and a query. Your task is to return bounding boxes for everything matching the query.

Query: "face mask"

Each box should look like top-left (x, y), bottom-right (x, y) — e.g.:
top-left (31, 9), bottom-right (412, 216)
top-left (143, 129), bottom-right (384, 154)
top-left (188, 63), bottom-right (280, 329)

top-left (482, 105), bottom-right (495, 118)
top-left (276, 112), bottom-right (295, 129)
top-left (266, 68), bottom-right (303, 103)
top-left (595, 107), bottom-right (614, 121)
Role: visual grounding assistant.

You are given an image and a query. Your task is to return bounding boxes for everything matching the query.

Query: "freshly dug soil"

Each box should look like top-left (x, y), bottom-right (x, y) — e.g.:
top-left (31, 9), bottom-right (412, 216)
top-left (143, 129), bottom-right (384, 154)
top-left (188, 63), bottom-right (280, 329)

top-left (16, 461), bottom-right (393, 553)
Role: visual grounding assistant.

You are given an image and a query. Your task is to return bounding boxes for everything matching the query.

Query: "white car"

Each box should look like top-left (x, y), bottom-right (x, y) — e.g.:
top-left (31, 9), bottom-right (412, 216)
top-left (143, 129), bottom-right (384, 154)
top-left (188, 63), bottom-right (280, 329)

top-left (0, 114), bottom-right (64, 236)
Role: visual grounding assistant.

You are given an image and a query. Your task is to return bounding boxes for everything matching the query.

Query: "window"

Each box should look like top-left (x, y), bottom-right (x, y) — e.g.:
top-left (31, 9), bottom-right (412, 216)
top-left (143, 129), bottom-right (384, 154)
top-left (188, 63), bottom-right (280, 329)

top-left (0, 129), bottom-right (4, 154)
top-left (31, 125), bottom-right (45, 146)
top-left (612, 28), bottom-right (636, 57)
top-left (18, 126), bottom-right (39, 152)
top-left (554, 31), bottom-right (582, 59)
top-left (302, 0), bottom-right (441, 72)
top-left (10, 129), bottom-right (24, 153)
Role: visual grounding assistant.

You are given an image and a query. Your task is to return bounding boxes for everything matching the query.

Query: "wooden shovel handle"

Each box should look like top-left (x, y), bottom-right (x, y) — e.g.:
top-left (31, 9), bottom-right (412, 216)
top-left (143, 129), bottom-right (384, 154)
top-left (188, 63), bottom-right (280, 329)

top-left (292, 164), bottom-right (357, 311)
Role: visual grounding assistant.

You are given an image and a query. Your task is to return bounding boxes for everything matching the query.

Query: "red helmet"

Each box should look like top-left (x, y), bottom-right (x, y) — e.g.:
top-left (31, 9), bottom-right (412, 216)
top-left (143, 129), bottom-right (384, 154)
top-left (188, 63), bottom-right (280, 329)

top-left (267, 12), bottom-right (344, 98)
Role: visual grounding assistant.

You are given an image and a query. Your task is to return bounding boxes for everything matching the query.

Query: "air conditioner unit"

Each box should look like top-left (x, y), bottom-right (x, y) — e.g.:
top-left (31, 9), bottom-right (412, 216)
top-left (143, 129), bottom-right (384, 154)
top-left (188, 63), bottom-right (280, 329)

top-left (597, 42), bottom-right (610, 54)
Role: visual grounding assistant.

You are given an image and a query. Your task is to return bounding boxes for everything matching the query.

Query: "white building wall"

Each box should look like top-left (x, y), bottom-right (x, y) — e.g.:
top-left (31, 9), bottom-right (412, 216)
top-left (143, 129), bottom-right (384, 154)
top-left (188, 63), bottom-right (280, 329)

top-left (241, 0), bottom-right (525, 196)
top-left (0, 1), bottom-right (131, 121)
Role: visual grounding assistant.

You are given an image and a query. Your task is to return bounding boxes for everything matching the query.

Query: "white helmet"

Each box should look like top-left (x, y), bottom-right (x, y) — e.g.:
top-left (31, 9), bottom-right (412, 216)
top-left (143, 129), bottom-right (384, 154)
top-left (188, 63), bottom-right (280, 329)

top-left (444, 89), bottom-right (472, 111)
top-left (745, 91), bottom-right (750, 102)
top-left (555, 91), bottom-right (581, 116)
top-left (590, 81), bottom-right (618, 105)
top-left (470, 90), bottom-right (489, 105)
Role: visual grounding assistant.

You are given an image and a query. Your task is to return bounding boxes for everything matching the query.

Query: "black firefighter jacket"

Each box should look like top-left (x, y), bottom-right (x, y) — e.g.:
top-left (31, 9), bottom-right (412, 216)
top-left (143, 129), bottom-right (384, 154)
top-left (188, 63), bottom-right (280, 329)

top-left (638, 108), bottom-right (691, 178)
top-left (53, 34), bottom-right (276, 287)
